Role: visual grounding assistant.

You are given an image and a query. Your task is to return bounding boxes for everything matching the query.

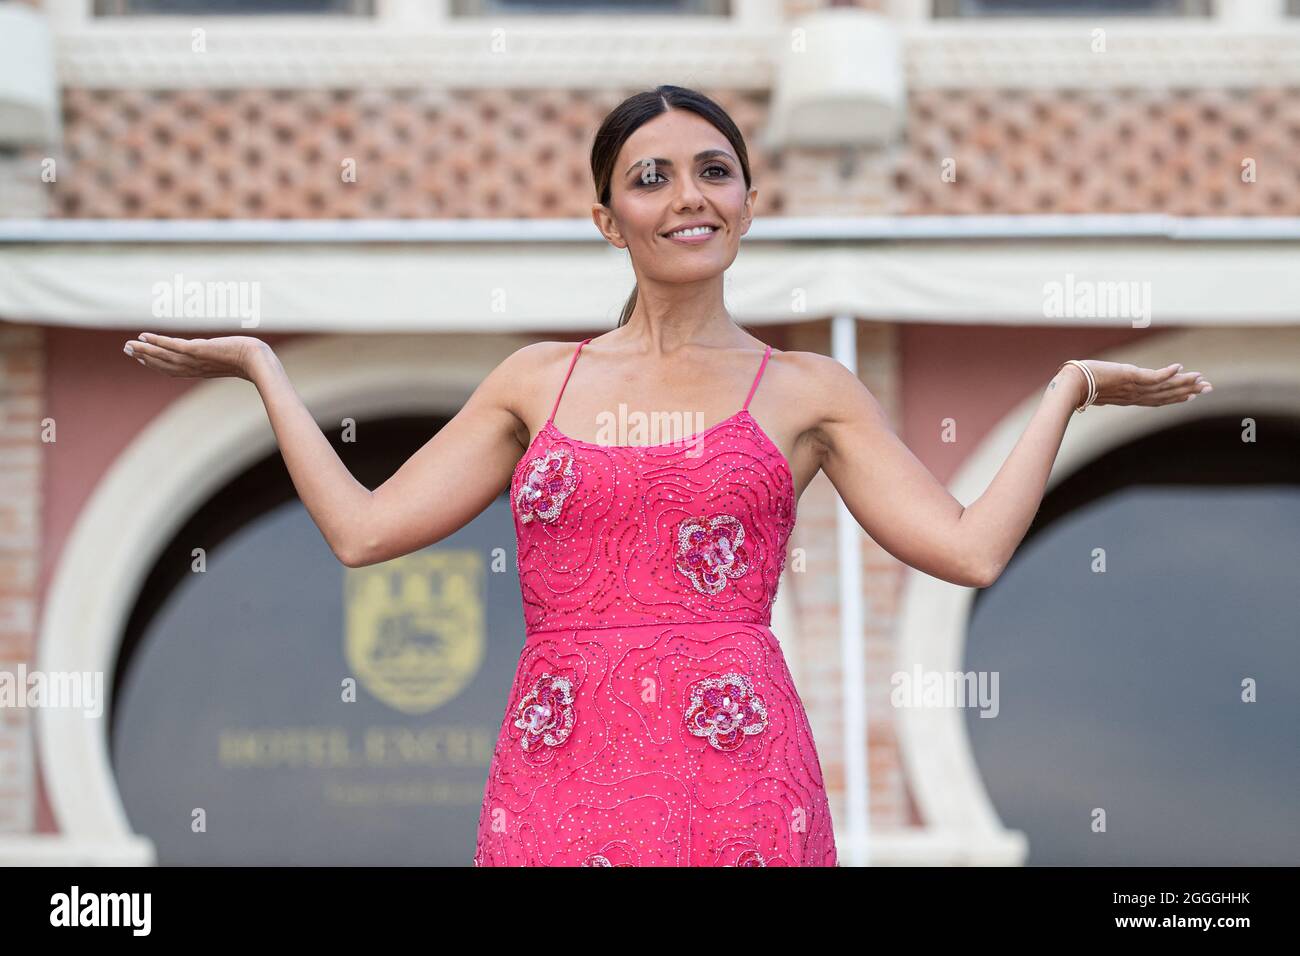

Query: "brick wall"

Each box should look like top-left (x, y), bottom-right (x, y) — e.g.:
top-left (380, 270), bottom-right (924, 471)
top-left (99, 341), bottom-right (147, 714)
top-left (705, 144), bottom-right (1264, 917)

top-left (0, 324), bottom-right (43, 833)
top-left (896, 87), bottom-right (1300, 215)
top-left (49, 87), bottom-right (786, 219)
top-left (36, 83), bottom-right (1299, 220)
top-left (783, 319), bottom-right (913, 834)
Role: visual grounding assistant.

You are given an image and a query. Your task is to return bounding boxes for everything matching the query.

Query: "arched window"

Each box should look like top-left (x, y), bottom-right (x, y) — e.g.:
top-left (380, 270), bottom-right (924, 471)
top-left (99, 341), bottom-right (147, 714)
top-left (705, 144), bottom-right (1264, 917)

top-left (965, 414), bottom-right (1300, 864)
top-left (110, 415), bottom-right (523, 864)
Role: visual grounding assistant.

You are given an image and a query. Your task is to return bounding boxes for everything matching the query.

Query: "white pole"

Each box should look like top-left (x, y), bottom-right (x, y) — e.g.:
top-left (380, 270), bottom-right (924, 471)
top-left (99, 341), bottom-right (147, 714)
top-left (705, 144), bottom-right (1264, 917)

top-left (831, 313), bottom-right (870, 866)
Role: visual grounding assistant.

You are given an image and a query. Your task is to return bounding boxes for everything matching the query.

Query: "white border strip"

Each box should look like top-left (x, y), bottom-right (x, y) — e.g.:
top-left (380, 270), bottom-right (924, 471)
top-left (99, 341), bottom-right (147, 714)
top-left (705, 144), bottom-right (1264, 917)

top-left (41, 0), bottom-right (1300, 91)
top-left (3, 215), bottom-right (1300, 243)
top-left (3, 233), bottom-right (1298, 330)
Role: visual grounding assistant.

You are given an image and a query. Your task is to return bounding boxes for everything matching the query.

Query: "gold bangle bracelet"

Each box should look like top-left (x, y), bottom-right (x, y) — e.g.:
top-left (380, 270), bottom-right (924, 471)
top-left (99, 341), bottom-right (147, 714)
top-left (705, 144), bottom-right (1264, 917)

top-left (1059, 360), bottom-right (1097, 413)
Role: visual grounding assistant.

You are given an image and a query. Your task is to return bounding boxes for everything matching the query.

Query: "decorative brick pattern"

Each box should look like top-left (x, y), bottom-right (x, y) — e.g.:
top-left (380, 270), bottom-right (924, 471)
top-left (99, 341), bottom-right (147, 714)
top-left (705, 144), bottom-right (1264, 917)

top-left (895, 86), bottom-right (1300, 215)
top-left (38, 85), bottom-right (1299, 220)
top-left (48, 87), bottom-right (788, 219)
top-left (0, 324), bottom-right (43, 834)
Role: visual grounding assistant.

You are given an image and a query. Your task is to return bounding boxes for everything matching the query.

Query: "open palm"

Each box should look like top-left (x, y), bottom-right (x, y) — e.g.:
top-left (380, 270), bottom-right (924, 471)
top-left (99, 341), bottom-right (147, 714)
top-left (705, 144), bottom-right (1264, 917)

top-left (123, 332), bottom-right (269, 381)
top-left (1066, 360), bottom-right (1212, 408)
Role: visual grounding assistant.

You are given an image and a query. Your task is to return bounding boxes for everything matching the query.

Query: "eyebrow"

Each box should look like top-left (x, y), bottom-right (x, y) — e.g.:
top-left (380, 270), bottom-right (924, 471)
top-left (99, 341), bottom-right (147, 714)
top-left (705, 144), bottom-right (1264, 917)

top-left (625, 149), bottom-right (735, 177)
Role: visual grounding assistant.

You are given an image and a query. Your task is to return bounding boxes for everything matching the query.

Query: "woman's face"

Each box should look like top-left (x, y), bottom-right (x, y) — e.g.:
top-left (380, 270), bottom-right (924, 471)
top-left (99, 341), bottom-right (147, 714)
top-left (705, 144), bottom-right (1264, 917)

top-left (593, 109), bottom-right (756, 288)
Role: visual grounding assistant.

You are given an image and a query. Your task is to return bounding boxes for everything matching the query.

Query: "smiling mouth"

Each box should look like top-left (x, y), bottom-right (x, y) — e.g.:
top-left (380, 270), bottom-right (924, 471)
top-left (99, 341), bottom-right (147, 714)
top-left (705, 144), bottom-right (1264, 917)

top-left (664, 225), bottom-right (719, 239)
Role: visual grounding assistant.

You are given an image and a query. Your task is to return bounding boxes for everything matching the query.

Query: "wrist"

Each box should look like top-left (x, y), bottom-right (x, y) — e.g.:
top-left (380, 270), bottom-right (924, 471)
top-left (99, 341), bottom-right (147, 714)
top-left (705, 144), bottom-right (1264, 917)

top-left (245, 341), bottom-right (280, 383)
top-left (1049, 363), bottom-right (1089, 409)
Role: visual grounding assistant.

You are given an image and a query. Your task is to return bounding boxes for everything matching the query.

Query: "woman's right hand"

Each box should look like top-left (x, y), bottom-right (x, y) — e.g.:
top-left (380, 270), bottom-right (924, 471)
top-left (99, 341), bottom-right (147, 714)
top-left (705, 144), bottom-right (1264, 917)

top-left (123, 333), bottom-right (271, 382)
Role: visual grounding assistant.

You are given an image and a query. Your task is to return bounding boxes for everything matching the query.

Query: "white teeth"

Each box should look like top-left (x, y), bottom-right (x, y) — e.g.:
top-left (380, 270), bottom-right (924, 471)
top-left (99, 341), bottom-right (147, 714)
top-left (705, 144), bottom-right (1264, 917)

top-left (668, 226), bottom-right (716, 238)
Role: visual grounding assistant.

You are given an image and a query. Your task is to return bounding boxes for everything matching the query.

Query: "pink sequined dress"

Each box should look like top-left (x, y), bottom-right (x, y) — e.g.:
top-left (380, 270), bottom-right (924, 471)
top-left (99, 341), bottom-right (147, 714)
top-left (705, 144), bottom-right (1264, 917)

top-left (474, 338), bottom-right (838, 867)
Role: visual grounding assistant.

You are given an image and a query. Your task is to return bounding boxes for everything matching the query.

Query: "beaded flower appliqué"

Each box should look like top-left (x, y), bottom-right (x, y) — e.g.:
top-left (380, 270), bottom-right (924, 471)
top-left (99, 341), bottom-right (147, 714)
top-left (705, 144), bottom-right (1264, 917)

top-left (684, 672), bottom-right (769, 752)
top-left (674, 513), bottom-right (750, 596)
top-left (513, 673), bottom-right (576, 752)
top-left (516, 446), bottom-right (578, 524)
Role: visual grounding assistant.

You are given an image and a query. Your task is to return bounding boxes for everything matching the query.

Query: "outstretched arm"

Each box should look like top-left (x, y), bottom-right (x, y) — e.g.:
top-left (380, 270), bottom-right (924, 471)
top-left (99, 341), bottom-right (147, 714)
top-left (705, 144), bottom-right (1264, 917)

top-left (124, 333), bottom-right (535, 567)
top-left (809, 355), bottom-right (1211, 588)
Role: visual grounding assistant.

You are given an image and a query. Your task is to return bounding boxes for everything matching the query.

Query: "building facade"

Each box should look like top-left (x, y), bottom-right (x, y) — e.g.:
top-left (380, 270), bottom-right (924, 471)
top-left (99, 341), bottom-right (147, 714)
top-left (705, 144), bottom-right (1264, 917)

top-left (1, 0), bottom-right (1297, 866)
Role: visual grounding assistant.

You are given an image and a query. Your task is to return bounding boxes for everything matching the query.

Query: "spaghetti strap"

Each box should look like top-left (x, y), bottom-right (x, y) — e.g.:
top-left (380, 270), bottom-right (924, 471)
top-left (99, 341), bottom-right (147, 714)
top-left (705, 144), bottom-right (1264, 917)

top-left (741, 344), bottom-right (772, 411)
top-left (548, 337), bottom-right (592, 424)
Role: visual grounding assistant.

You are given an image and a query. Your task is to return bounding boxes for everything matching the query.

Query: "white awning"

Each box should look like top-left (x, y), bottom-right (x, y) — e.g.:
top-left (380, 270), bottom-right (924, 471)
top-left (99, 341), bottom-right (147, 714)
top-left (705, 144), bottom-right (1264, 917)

top-left (1, 216), bottom-right (1297, 331)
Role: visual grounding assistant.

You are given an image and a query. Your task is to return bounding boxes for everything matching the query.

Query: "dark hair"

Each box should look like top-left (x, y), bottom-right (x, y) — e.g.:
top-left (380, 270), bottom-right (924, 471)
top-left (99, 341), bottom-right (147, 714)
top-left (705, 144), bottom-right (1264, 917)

top-left (590, 85), bottom-right (754, 328)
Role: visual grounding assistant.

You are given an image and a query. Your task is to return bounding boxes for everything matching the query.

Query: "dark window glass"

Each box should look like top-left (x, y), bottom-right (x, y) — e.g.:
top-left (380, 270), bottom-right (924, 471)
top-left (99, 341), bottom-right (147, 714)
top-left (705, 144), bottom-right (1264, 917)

top-left (933, 0), bottom-right (1212, 16)
top-left (112, 416), bottom-right (523, 865)
top-left (453, 0), bottom-right (730, 14)
top-left (94, 0), bottom-right (375, 15)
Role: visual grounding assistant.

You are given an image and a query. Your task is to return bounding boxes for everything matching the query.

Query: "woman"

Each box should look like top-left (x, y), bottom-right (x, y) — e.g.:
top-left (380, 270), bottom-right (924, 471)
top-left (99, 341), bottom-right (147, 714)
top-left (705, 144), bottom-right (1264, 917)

top-left (122, 85), bottom-right (1212, 866)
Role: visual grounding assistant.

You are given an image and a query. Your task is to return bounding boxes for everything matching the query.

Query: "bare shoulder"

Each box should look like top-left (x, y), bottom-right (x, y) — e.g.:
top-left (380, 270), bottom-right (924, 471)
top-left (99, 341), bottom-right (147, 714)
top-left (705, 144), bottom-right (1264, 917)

top-left (765, 347), bottom-right (876, 414)
top-left (765, 347), bottom-right (840, 380)
top-left (764, 348), bottom-right (886, 449)
top-left (499, 339), bottom-right (579, 381)
top-left (487, 340), bottom-right (585, 438)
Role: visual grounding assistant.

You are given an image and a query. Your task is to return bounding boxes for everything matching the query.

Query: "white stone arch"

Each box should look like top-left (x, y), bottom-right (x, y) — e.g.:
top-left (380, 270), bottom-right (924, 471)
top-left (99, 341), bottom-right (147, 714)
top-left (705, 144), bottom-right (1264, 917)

top-left (36, 332), bottom-right (528, 860)
top-left (894, 325), bottom-right (1300, 865)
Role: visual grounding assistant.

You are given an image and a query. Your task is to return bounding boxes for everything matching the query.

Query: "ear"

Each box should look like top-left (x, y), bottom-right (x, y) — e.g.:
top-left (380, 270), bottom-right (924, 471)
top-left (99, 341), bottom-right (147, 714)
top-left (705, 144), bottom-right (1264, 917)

top-left (740, 186), bottom-right (758, 237)
top-left (591, 202), bottom-right (627, 249)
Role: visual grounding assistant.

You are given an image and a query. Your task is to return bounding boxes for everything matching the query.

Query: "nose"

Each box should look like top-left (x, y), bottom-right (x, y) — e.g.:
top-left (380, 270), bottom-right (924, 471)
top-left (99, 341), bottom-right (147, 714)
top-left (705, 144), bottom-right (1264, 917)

top-left (671, 173), bottom-right (706, 209)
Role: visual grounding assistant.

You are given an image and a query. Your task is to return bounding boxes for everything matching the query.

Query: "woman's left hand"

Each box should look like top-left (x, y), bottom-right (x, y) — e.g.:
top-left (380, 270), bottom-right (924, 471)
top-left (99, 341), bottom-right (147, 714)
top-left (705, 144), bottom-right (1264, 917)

top-left (1059, 360), bottom-right (1212, 408)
